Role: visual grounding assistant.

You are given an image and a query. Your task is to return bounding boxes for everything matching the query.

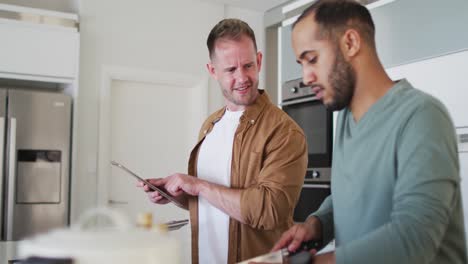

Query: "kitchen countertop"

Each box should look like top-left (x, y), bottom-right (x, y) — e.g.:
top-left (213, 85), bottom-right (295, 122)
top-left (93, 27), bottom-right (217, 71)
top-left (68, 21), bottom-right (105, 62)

top-left (0, 241), bottom-right (18, 263)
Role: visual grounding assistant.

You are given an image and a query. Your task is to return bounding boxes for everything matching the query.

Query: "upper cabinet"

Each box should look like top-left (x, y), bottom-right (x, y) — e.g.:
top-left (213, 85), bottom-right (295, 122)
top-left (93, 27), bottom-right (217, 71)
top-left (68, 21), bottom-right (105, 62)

top-left (370, 0), bottom-right (468, 68)
top-left (280, 24), bottom-right (301, 83)
top-left (0, 4), bottom-right (79, 84)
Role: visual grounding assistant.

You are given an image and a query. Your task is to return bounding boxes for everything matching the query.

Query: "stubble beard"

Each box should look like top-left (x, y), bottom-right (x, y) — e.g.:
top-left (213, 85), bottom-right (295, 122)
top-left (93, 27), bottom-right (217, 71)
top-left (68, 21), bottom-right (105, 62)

top-left (325, 48), bottom-right (357, 111)
top-left (222, 80), bottom-right (259, 107)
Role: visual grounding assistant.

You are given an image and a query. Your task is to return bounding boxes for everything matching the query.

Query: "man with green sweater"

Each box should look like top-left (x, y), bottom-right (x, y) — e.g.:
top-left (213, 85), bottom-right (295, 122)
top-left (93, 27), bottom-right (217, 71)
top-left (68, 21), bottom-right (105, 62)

top-left (272, 0), bottom-right (467, 263)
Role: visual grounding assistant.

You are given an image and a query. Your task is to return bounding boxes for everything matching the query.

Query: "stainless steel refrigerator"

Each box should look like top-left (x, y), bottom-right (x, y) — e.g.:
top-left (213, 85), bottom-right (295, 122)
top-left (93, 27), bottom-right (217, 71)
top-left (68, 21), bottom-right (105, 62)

top-left (0, 88), bottom-right (71, 241)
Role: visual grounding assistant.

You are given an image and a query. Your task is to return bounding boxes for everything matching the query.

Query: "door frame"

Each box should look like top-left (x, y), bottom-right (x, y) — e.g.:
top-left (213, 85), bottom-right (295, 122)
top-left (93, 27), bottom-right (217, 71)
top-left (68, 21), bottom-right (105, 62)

top-left (96, 65), bottom-right (208, 206)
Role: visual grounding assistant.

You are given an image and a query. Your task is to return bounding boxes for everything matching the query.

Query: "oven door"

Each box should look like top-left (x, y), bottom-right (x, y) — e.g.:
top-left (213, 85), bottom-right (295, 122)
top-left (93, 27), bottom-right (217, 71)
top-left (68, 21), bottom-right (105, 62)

top-left (293, 182), bottom-right (331, 222)
top-left (282, 98), bottom-right (333, 168)
top-left (282, 98), bottom-right (333, 181)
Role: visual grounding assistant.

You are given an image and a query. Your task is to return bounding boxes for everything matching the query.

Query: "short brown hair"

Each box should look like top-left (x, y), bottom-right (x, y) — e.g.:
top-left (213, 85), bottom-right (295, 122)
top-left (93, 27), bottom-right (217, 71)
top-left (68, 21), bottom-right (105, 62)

top-left (293, 0), bottom-right (375, 47)
top-left (206, 18), bottom-right (257, 59)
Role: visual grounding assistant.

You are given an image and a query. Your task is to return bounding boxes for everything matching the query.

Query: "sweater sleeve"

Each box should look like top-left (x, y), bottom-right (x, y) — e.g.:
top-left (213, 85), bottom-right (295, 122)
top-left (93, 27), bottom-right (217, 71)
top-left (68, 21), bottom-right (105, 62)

top-left (311, 195), bottom-right (335, 245)
top-left (335, 103), bottom-right (461, 264)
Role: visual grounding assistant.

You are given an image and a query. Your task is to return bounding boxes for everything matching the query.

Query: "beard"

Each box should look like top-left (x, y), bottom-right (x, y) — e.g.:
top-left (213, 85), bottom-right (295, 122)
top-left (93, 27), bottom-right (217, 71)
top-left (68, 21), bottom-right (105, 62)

top-left (325, 47), bottom-right (356, 111)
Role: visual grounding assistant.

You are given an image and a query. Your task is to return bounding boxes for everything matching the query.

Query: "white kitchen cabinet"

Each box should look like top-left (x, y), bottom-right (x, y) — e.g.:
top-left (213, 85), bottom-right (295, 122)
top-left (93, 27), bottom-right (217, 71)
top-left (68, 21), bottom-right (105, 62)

top-left (0, 241), bottom-right (18, 263)
top-left (386, 50), bottom-right (468, 128)
top-left (0, 4), bottom-right (79, 83)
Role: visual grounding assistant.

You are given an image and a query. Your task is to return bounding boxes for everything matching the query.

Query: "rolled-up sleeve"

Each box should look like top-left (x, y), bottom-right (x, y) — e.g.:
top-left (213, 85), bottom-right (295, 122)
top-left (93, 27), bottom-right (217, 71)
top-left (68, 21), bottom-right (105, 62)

top-left (240, 129), bottom-right (307, 230)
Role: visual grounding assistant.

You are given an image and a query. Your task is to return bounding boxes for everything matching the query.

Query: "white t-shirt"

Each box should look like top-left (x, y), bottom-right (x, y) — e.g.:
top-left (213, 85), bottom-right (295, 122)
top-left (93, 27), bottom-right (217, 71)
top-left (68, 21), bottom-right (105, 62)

top-left (197, 108), bottom-right (243, 264)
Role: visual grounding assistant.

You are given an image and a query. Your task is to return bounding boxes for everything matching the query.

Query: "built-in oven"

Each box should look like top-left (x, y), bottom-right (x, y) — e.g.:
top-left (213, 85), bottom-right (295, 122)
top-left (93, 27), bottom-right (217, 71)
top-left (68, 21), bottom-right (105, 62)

top-left (292, 182), bottom-right (331, 222)
top-left (281, 78), bottom-right (333, 222)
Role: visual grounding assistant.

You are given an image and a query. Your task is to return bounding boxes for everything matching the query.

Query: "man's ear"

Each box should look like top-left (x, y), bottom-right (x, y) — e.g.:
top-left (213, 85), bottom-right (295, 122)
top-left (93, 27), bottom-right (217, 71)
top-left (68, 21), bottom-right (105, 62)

top-left (340, 29), bottom-right (361, 59)
top-left (256, 51), bottom-right (263, 73)
top-left (206, 62), bottom-right (217, 80)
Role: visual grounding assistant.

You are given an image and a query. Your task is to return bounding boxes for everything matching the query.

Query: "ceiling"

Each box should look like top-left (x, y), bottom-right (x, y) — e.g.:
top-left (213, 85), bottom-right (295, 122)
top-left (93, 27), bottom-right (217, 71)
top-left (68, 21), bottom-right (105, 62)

top-left (201, 0), bottom-right (390, 12)
top-left (201, 0), bottom-right (292, 12)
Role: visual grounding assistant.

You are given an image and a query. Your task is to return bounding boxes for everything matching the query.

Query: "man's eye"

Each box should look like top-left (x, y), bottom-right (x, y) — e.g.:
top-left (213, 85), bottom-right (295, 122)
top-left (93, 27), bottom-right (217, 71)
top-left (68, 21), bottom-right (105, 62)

top-left (308, 57), bottom-right (317, 64)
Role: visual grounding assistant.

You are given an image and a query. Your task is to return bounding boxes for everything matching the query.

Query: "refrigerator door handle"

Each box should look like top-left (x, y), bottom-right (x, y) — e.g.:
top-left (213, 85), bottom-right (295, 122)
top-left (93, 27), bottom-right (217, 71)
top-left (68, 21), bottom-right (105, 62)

top-left (6, 117), bottom-right (16, 240)
top-left (0, 117), bottom-right (3, 174)
top-left (0, 117), bottom-right (4, 239)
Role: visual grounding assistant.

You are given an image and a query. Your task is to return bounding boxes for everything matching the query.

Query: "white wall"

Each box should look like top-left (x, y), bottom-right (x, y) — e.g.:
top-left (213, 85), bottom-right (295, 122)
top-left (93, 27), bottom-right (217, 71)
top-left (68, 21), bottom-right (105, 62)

top-left (73, 0), bottom-right (265, 221)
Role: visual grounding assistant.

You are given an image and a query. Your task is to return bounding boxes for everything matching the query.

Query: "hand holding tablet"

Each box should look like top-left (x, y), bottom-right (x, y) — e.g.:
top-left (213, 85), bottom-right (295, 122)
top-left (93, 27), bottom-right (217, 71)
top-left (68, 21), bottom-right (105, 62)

top-left (110, 160), bottom-right (185, 209)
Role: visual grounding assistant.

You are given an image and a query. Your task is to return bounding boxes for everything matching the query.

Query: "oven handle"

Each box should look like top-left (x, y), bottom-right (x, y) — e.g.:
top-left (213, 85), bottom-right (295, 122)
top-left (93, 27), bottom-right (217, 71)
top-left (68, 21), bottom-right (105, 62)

top-left (280, 96), bottom-right (319, 106)
top-left (303, 183), bottom-right (331, 189)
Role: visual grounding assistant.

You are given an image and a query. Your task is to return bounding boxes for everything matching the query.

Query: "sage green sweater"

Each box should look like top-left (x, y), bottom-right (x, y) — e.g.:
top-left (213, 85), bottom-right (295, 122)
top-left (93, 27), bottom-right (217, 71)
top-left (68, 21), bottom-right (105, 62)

top-left (313, 79), bottom-right (467, 263)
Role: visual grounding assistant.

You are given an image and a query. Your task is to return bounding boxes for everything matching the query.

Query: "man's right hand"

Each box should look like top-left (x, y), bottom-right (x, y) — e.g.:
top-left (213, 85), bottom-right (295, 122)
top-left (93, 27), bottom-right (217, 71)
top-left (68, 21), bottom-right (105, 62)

top-left (136, 178), bottom-right (170, 204)
top-left (271, 216), bottom-right (322, 253)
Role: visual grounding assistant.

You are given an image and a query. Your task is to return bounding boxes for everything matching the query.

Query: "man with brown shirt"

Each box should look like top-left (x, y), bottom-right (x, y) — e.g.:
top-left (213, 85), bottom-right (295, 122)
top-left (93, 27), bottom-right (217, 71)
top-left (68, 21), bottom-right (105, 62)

top-left (139, 19), bottom-right (307, 264)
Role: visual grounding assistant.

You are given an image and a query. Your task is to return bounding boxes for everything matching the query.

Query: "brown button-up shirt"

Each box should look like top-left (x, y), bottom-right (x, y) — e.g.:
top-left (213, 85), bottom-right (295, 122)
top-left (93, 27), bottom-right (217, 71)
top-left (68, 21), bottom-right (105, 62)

top-left (188, 90), bottom-right (307, 263)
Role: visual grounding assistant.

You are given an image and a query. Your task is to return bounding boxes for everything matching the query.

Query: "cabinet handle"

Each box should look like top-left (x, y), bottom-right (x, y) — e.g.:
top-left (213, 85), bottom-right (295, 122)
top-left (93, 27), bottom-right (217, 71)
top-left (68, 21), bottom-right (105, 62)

top-left (303, 184), bottom-right (330, 189)
top-left (280, 96), bottom-right (319, 106)
top-left (108, 199), bottom-right (128, 205)
top-left (460, 133), bottom-right (468, 143)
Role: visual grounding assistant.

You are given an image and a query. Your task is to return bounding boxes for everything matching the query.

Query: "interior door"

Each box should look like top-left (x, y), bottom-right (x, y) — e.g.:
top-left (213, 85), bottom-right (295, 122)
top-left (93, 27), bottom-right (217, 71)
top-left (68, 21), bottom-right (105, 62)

top-left (108, 79), bottom-right (205, 263)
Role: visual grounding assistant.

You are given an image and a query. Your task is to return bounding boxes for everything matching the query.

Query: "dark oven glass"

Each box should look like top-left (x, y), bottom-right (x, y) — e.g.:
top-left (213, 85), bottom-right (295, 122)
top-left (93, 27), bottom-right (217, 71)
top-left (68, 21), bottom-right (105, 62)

top-left (282, 79), bottom-right (333, 221)
top-left (282, 100), bottom-right (333, 168)
top-left (293, 183), bottom-right (331, 222)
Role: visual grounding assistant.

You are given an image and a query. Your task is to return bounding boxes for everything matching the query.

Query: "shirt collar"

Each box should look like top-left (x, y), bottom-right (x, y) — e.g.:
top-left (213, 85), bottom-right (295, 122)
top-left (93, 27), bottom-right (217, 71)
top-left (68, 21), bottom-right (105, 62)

top-left (209, 89), bottom-right (271, 126)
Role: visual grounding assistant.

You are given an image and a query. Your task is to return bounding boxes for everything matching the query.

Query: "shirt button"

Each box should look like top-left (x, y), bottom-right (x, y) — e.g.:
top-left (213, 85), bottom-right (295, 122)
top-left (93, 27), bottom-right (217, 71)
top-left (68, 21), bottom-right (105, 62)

top-left (250, 120), bottom-right (255, 124)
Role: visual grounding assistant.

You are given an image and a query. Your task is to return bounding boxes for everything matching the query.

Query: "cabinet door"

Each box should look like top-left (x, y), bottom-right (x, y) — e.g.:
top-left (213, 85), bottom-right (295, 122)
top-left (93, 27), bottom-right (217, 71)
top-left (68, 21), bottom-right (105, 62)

top-left (280, 25), bottom-right (302, 83)
top-left (386, 50), bottom-right (468, 127)
top-left (0, 22), bottom-right (79, 82)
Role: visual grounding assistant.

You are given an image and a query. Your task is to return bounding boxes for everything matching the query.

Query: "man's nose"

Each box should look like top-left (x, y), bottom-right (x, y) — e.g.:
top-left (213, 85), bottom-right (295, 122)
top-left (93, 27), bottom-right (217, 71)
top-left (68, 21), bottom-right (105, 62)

top-left (235, 68), bottom-right (249, 83)
top-left (302, 68), bottom-right (316, 86)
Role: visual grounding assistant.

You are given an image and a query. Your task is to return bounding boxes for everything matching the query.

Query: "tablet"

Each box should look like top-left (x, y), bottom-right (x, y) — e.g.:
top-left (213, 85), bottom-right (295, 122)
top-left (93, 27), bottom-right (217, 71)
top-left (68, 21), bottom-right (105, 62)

top-left (110, 160), bottom-right (185, 209)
